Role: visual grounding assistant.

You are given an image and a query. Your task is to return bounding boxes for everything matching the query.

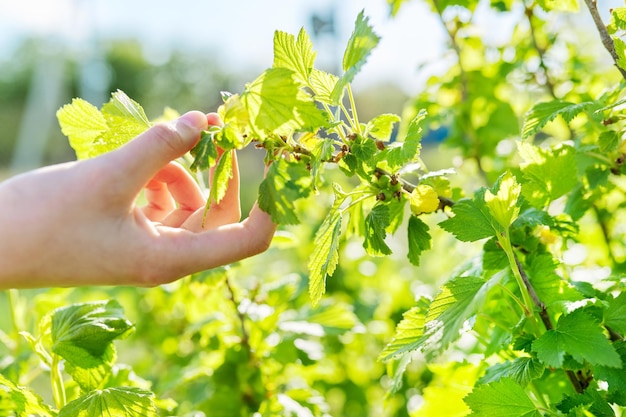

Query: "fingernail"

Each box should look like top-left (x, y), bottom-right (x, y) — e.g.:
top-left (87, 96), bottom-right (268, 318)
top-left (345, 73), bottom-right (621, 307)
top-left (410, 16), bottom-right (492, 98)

top-left (177, 111), bottom-right (208, 132)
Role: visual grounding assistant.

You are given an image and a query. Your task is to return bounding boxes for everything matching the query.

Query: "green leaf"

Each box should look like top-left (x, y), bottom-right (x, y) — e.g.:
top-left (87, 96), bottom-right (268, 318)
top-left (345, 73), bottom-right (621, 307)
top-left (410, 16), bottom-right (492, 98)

top-left (478, 357), bottom-right (545, 387)
top-left (52, 300), bottom-right (134, 363)
top-left (57, 387), bottom-right (157, 417)
top-left (407, 215), bottom-right (432, 266)
top-left (108, 89), bottom-right (150, 127)
top-left (273, 28), bottom-right (316, 86)
top-left (384, 110), bottom-right (425, 170)
top-left (525, 253), bottom-right (582, 308)
top-left (190, 129), bottom-right (219, 171)
top-left (382, 276), bottom-right (499, 361)
top-left (518, 142), bottom-right (578, 208)
top-left (484, 171), bottom-right (521, 229)
top-left (598, 130), bottom-right (619, 153)
top-left (95, 91), bottom-right (151, 156)
top-left (615, 37), bottom-right (626, 71)
top-left (531, 309), bottom-right (621, 368)
top-left (379, 299), bottom-right (428, 361)
top-left (330, 11), bottom-right (381, 102)
top-left (421, 276), bottom-right (496, 359)
top-left (556, 390), bottom-right (615, 417)
top-left (604, 292), bottom-right (626, 336)
top-left (51, 300), bottom-right (134, 390)
top-left (57, 90), bottom-right (152, 160)
top-left (363, 203), bottom-right (392, 256)
top-left (609, 8), bottom-right (626, 33)
top-left (209, 150), bottom-right (234, 205)
top-left (439, 188), bottom-right (499, 242)
top-left (57, 98), bottom-right (107, 159)
top-left (258, 159), bottom-right (312, 224)
top-left (351, 135), bottom-right (378, 163)
top-left (308, 209), bottom-right (343, 306)
top-left (366, 113), bottom-right (401, 141)
top-left (0, 374), bottom-right (55, 417)
top-left (241, 68), bottom-right (327, 136)
top-left (593, 341), bottom-right (626, 405)
top-left (521, 99), bottom-right (594, 138)
top-left (309, 69), bottom-right (339, 105)
top-left (216, 93), bottom-right (252, 149)
top-left (464, 378), bottom-right (541, 417)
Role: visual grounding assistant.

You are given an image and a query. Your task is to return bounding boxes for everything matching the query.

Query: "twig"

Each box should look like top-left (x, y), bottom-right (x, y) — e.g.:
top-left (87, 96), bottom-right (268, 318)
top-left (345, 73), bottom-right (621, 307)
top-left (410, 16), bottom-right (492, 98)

top-left (225, 277), bottom-right (250, 348)
top-left (583, 0), bottom-right (626, 81)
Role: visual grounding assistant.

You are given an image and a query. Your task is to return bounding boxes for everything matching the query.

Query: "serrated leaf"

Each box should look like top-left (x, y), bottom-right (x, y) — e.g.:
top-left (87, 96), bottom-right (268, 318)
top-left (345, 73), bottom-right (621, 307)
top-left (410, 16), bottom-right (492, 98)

top-left (273, 28), bottom-right (316, 86)
top-left (556, 390), bottom-right (615, 417)
top-left (604, 292), bottom-right (626, 335)
top-left (609, 8), bottom-right (626, 33)
top-left (421, 276), bottom-right (496, 359)
top-left (216, 93), bottom-right (251, 150)
top-left (363, 203), bottom-right (392, 256)
top-left (593, 341), bottom-right (626, 404)
top-left (0, 374), bottom-right (55, 417)
top-left (439, 189), bottom-right (499, 242)
top-left (383, 275), bottom-right (498, 361)
top-left (51, 300), bottom-right (134, 368)
top-left (308, 211), bottom-right (342, 306)
top-left (351, 136), bottom-right (378, 162)
top-left (531, 309), bottom-right (621, 368)
top-left (521, 100), bottom-right (594, 138)
top-left (309, 69), bottom-right (339, 105)
top-left (209, 150), bottom-right (234, 205)
top-left (478, 357), bottom-right (545, 387)
top-left (190, 129), bottom-right (219, 171)
top-left (384, 110), bottom-right (425, 170)
top-left (109, 89), bottom-right (150, 127)
top-left (330, 11), bottom-right (381, 102)
top-left (526, 253), bottom-right (582, 308)
top-left (95, 92), bottom-right (151, 156)
top-left (366, 113), bottom-right (401, 141)
top-left (518, 142), bottom-right (578, 207)
top-left (464, 378), bottom-right (541, 417)
top-left (379, 300), bottom-right (428, 361)
top-left (242, 68), bottom-right (327, 136)
top-left (57, 98), bottom-right (107, 159)
top-left (258, 159), bottom-right (312, 225)
top-left (598, 130), bottom-right (619, 152)
top-left (57, 387), bottom-right (157, 417)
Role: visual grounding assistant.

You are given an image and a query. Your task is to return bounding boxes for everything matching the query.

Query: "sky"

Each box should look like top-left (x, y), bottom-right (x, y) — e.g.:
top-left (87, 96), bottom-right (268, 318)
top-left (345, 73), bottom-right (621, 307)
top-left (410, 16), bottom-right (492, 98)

top-left (0, 0), bottom-right (449, 94)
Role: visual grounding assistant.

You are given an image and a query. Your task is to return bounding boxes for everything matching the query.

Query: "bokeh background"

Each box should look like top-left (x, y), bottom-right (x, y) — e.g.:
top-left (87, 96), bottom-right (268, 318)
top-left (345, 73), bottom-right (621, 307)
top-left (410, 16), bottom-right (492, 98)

top-left (0, 0), bottom-right (449, 178)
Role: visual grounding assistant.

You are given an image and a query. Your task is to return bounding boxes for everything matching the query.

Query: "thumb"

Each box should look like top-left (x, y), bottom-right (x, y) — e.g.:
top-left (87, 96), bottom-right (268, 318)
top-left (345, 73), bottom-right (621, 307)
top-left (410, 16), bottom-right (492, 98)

top-left (107, 111), bottom-right (208, 189)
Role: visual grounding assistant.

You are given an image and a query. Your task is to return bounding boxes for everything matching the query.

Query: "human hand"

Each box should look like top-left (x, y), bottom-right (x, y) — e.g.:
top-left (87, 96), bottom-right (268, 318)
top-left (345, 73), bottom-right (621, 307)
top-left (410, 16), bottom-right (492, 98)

top-left (0, 111), bottom-right (276, 288)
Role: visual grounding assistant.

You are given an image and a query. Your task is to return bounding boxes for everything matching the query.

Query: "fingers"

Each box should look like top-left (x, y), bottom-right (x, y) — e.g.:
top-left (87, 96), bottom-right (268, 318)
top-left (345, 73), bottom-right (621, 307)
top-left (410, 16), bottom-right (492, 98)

top-left (106, 111), bottom-right (208, 196)
top-left (142, 162), bottom-right (205, 227)
top-left (139, 203), bottom-right (277, 286)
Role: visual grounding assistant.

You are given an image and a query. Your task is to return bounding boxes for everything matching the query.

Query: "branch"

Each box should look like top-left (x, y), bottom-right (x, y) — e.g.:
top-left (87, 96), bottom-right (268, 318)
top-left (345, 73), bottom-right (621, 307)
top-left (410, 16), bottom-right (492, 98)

top-left (513, 253), bottom-right (586, 393)
top-left (524, 6), bottom-right (557, 98)
top-left (225, 277), bottom-right (250, 348)
top-left (583, 0), bottom-right (626, 81)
